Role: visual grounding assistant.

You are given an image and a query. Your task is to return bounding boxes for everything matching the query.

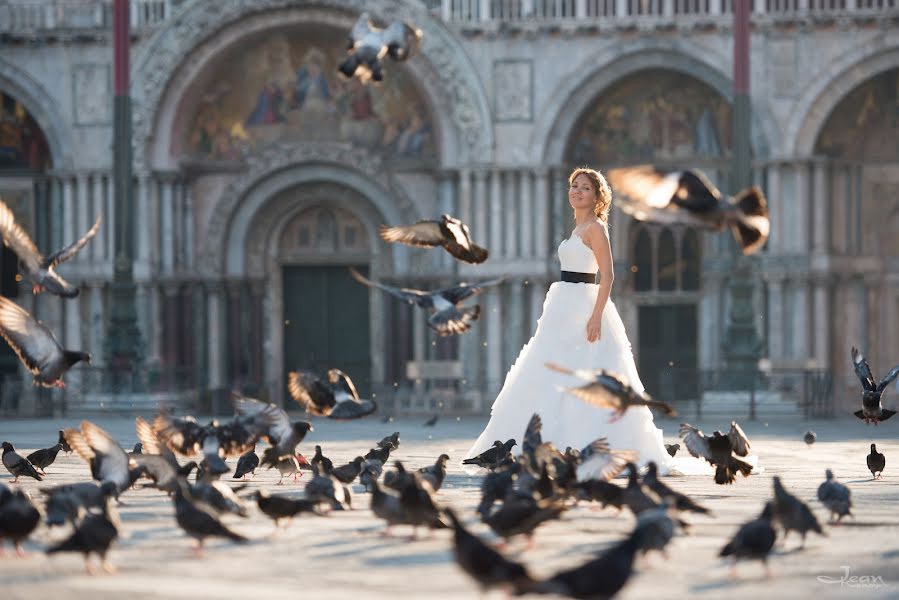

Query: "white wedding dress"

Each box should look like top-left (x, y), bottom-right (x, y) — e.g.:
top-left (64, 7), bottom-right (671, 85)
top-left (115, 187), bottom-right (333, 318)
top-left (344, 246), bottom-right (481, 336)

top-left (465, 231), bottom-right (713, 476)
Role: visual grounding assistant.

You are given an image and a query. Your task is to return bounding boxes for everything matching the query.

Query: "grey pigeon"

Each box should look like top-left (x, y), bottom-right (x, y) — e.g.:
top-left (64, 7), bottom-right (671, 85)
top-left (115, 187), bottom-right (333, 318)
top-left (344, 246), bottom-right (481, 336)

top-left (606, 166), bottom-right (769, 254)
top-left (419, 454), bottom-right (450, 491)
top-left (772, 476), bottom-right (825, 548)
top-left (269, 454), bottom-right (301, 485)
top-left (547, 362), bottom-right (676, 421)
top-left (27, 443), bottom-right (63, 474)
top-left (230, 394), bottom-right (313, 466)
top-left (804, 431), bottom-right (817, 445)
top-left (305, 465), bottom-right (350, 511)
top-left (0, 487), bottom-right (40, 556)
top-left (633, 500), bottom-right (689, 557)
top-left (0, 297), bottom-right (91, 388)
top-left (64, 422), bottom-right (145, 495)
top-left (463, 439), bottom-right (516, 470)
top-left (2, 441), bottom-right (43, 482)
top-left (45, 484), bottom-right (119, 574)
top-left (621, 463), bottom-right (661, 516)
top-left (172, 479), bottom-right (247, 556)
top-left (380, 214), bottom-right (488, 264)
top-left (286, 369), bottom-right (376, 419)
top-left (338, 12), bottom-right (421, 83)
top-left (0, 198), bottom-right (101, 297)
top-left (350, 267), bottom-right (504, 336)
top-left (851, 347), bottom-right (899, 424)
top-left (642, 461), bottom-right (712, 515)
top-left (377, 432), bottom-right (400, 450)
top-left (41, 481), bottom-right (119, 527)
top-left (720, 501), bottom-right (777, 578)
top-left (817, 469), bottom-right (852, 523)
top-left (867, 443), bottom-right (885, 480)
top-left (680, 421), bottom-right (753, 485)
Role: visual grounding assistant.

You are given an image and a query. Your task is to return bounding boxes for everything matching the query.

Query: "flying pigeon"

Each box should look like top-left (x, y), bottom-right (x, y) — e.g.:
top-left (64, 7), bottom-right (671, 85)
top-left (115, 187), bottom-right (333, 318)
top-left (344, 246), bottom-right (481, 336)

top-left (0, 487), bottom-right (40, 557)
top-left (379, 214), bottom-right (488, 264)
top-left (772, 476), bottom-right (824, 549)
top-left (546, 363), bottom-right (676, 422)
top-left (286, 369), bottom-right (376, 419)
top-left (350, 267), bottom-right (504, 336)
top-left (720, 501), bottom-right (777, 578)
top-left (231, 395), bottom-right (313, 467)
top-left (574, 437), bottom-right (639, 482)
top-left (422, 414), bottom-right (439, 427)
top-left (2, 441), bottom-right (43, 482)
top-left (867, 443), bottom-right (885, 480)
top-left (0, 296), bottom-right (91, 387)
top-left (0, 197), bottom-right (101, 297)
top-left (679, 421), bottom-right (753, 485)
top-left (338, 12), bottom-right (421, 83)
top-left (804, 431), bottom-right (817, 445)
top-left (64, 422), bottom-right (145, 495)
top-left (665, 443), bottom-right (680, 457)
top-left (606, 165), bottom-right (769, 254)
top-left (817, 469), bottom-right (852, 523)
top-left (851, 346), bottom-right (899, 424)
top-left (26, 443), bottom-right (63, 474)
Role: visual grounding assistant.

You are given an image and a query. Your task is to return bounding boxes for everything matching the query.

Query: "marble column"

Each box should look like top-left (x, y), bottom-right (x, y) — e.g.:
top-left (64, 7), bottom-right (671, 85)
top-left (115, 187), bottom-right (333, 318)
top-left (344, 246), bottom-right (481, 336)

top-left (226, 280), bottom-right (243, 387)
top-left (412, 303), bottom-right (426, 397)
top-left (519, 171), bottom-right (533, 258)
top-left (248, 279), bottom-right (266, 385)
top-left (135, 174), bottom-right (151, 275)
top-left (505, 280), bottom-right (524, 374)
top-left (813, 278), bottom-right (831, 368)
top-left (489, 169), bottom-right (503, 258)
top-left (206, 283), bottom-right (225, 391)
top-left (437, 172), bottom-right (455, 270)
top-left (528, 277), bottom-right (545, 332)
top-left (474, 170), bottom-right (488, 257)
top-left (766, 277), bottom-right (784, 361)
top-left (795, 162), bottom-right (810, 254)
top-left (172, 180), bottom-right (184, 272)
top-left (162, 284), bottom-right (181, 369)
top-left (160, 177), bottom-right (174, 274)
top-left (458, 168), bottom-right (472, 230)
top-left (551, 168), bottom-right (566, 250)
top-left (792, 278), bottom-right (810, 361)
top-left (87, 283), bottom-right (105, 366)
top-left (75, 173), bottom-right (89, 265)
top-left (534, 169), bottom-right (549, 261)
top-left (184, 183), bottom-right (195, 271)
top-left (89, 174), bottom-right (104, 263)
top-left (503, 172), bottom-right (517, 258)
top-left (485, 286), bottom-right (502, 396)
top-left (812, 160), bottom-right (829, 254)
top-left (61, 175), bottom-right (75, 248)
top-left (105, 171), bottom-right (114, 262)
top-left (766, 163), bottom-right (782, 253)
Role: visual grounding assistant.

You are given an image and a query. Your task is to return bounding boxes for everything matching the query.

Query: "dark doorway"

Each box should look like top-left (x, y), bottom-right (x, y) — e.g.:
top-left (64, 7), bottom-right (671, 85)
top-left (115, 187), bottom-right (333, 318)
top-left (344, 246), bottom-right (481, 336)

top-left (637, 304), bottom-right (698, 402)
top-left (282, 265), bottom-right (371, 395)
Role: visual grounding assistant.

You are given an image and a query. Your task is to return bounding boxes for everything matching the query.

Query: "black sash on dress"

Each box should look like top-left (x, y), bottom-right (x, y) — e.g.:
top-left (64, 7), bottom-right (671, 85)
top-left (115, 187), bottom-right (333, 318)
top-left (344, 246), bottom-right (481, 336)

top-left (560, 271), bottom-right (599, 284)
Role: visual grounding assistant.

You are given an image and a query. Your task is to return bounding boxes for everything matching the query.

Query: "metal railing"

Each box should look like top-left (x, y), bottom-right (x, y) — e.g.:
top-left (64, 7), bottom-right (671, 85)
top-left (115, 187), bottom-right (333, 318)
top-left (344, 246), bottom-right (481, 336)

top-left (0, 0), bottom-right (172, 33)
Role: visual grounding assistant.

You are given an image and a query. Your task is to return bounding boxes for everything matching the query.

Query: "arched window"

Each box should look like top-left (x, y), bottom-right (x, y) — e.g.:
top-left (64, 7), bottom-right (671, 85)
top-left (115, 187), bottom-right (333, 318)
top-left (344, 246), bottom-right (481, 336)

top-left (657, 228), bottom-right (677, 291)
top-left (681, 228), bottom-right (701, 290)
top-left (632, 226), bottom-right (653, 292)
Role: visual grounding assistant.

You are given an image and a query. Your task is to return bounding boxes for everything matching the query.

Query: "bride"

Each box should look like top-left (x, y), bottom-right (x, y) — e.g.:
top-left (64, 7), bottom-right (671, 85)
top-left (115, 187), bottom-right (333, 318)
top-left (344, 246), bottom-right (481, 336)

top-left (465, 167), bottom-right (710, 475)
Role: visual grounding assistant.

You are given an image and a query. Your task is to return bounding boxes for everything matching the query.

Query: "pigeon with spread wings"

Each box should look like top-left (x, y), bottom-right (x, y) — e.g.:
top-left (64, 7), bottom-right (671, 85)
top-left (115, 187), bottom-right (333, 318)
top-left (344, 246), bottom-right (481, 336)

top-left (851, 346), bottom-right (899, 425)
top-left (379, 214), bottom-right (488, 264)
top-left (0, 296), bottom-right (90, 388)
top-left (679, 422), bottom-right (753, 485)
top-left (606, 166), bottom-right (769, 255)
top-left (350, 267), bottom-right (503, 336)
top-left (545, 362), bottom-right (676, 422)
top-left (287, 368), bottom-right (377, 420)
top-left (0, 198), bottom-right (100, 297)
top-left (338, 12), bottom-right (421, 83)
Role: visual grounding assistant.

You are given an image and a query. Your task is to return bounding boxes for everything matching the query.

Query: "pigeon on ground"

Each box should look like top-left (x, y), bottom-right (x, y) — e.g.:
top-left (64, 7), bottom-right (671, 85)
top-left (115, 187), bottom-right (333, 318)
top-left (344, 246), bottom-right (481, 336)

top-left (419, 454), bottom-right (450, 491)
top-left (311, 445), bottom-right (334, 475)
top-left (286, 369), bottom-right (376, 419)
top-left (772, 476), bottom-right (825, 548)
top-left (379, 214), bottom-right (488, 264)
top-left (867, 443), bottom-right (885, 480)
top-left (2, 441), bottom-right (43, 482)
top-left (574, 479), bottom-right (625, 512)
top-left (574, 437), bottom-right (638, 483)
top-left (270, 454), bottom-right (302, 485)
top-left (665, 443), bottom-right (680, 457)
top-left (305, 465), bottom-right (351, 511)
top-left (0, 487), bottom-right (40, 556)
top-left (254, 489), bottom-right (320, 528)
top-left (131, 417), bottom-right (200, 493)
top-left (230, 394), bottom-right (314, 467)
top-left (817, 469), bottom-right (852, 523)
top-left (546, 363), bottom-right (676, 422)
top-left (463, 439), bottom-right (517, 470)
top-left (350, 267), bottom-right (504, 336)
top-left (233, 447), bottom-right (259, 480)
top-left (58, 430), bottom-right (72, 456)
top-left (45, 483), bottom-right (119, 574)
top-left (188, 481), bottom-right (249, 518)
top-left (330, 456), bottom-right (366, 485)
top-left (679, 422), bottom-right (753, 485)
top-left (482, 495), bottom-right (566, 548)
top-left (422, 414), bottom-right (439, 427)
top-left (851, 347), bottom-right (899, 425)
top-left (338, 12), bottom-right (421, 83)
top-left (621, 462), bottom-right (661, 516)
top-left (477, 463), bottom-right (521, 518)
top-left (366, 441), bottom-right (396, 465)
top-left (804, 431), bottom-right (817, 445)
top-left (377, 432), bottom-right (400, 450)
top-left (720, 501), bottom-right (777, 578)
top-left (642, 461), bottom-right (712, 515)
top-left (0, 296), bottom-right (91, 388)
top-left (173, 479), bottom-right (247, 556)
top-left (446, 508), bottom-right (533, 594)
top-left (41, 481), bottom-right (119, 527)
top-left (64, 422), bottom-right (145, 495)
top-left (129, 443), bottom-right (142, 455)
top-left (606, 166), bottom-right (769, 254)
top-left (0, 198), bottom-right (101, 297)
top-left (633, 500), bottom-right (689, 558)
top-left (26, 443), bottom-right (63, 474)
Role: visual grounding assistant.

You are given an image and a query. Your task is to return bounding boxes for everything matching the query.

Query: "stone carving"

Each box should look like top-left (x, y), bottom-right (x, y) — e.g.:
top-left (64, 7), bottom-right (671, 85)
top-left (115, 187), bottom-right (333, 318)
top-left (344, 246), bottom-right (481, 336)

top-left (494, 60), bottom-right (532, 122)
top-left (72, 64), bottom-right (111, 125)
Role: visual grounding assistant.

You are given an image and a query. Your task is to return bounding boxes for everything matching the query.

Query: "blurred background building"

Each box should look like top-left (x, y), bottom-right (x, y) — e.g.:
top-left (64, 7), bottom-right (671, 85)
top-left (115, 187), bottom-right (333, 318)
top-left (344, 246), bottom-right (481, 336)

top-left (0, 0), bottom-right (897, 417)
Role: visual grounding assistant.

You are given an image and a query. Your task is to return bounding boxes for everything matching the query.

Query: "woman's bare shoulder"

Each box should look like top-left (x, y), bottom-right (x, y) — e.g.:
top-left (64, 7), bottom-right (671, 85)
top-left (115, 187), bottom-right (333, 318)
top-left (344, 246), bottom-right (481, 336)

top-left (583, 220), bottom-right (609, 240)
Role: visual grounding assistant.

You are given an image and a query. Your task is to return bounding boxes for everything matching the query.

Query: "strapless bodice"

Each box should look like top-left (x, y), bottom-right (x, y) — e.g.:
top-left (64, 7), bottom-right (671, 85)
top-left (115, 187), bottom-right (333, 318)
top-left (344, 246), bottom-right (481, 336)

top-left (558, 235), bottom-right (598, 273)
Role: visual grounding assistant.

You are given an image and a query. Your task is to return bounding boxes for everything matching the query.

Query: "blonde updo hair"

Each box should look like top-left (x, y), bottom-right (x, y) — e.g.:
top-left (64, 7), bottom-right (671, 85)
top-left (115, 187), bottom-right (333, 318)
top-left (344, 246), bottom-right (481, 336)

top-left (568, 167), bottom-right (612, 224)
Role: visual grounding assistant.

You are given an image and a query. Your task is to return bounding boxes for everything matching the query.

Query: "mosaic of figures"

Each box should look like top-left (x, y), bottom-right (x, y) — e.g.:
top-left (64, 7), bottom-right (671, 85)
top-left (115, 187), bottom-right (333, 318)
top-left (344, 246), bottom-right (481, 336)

top-left (567, 69), bottom-right (732, 166)
top-left (185, 30), bottom-right (435, 161)
top-left (815, 68), bottom-right (899, 161)
top-left (0, 92), bottom-right (50, 170)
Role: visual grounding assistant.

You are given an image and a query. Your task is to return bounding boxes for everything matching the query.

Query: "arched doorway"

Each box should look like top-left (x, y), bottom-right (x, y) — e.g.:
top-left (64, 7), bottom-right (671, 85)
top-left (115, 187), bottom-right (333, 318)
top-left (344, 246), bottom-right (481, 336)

top-left (564, 68), bottom-right (726, 397)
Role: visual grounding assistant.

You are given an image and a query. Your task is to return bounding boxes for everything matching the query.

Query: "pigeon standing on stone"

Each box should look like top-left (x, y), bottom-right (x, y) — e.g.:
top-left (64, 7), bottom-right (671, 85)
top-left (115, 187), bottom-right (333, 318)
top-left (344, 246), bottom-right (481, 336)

top-left (286, 369), bottom-right (376, 420)
top-left (26, 443), bottom-right (63, 474)
top-left (0, 487), bottom-right (40, 556)
top-left (45, 483), bottom-right (119, 574)
top-left (463, 439), bottom-right (517, 470)
top-left (338, 12), bottom-right (422, 83)
top-left (546, 363), bottom-right (676, 421)
top-left (233, 446), bottom-right (259, 480)
top-left (817, 469), bottom-right (852, 523)
top-left (0, 297), bottom-right (91, 388)
top-left (804, 431), bottom-right (817, 445)
top-left (771, 476), bottom-right (824, 549)
top-left (379, 214), bottom-right (488, 264)
top-left (350, 267), bottom-right (504, 336)
top-left (419, 454), bottom-right (450, 491)
top-left (679, 421), bottom-right (753, 485)
top-left (719, 501), bottom-right (777, 578)
top-left (867, 443), bottom-right (885, 480)
top-left (330, 456), bottom-right (366, 485)
top-left (0, 197), bottom-right (101, 297)
top-left (851, 347), bottom-right (899, 425)
top-left (642, 461), bottom-right (712, 515)
top-left (58, 430), bottom-right (72, 457)
top-left (606, 166), bottom-right (770, 254)
top-left (253, 489), bottom-right (320, 528)
top-left (621, 463), bottom-right (661, 516)
top-left (2, 442), bottom-right (43, 482)
top-left (172, 479), bottom-right (247, 556)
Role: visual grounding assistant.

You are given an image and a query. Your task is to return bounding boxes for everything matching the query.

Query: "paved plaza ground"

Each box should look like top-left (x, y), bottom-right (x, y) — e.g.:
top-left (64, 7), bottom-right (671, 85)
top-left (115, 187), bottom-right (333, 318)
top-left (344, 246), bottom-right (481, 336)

top-left (1, 413), bottom-right (897, 599)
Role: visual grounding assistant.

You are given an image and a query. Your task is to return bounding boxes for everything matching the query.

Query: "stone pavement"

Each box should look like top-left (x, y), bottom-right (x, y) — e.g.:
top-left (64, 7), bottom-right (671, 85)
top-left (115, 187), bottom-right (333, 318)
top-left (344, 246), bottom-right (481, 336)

top-left (1, 414), bottom-right (897, 599)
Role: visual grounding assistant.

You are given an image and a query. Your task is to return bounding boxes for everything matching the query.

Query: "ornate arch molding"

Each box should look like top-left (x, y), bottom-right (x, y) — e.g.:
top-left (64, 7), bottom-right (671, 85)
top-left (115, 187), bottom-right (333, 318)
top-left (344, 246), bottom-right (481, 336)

top-left (132, 0), bottom-right (492, 170)
top-left (207, 142), bottom-right (418, 276)
top-left (534, 42), bottom-right (776, 164)
top-left (0, 58), bottom-right (73, 169)
top-left (788, 42), bottom-right (899, 157)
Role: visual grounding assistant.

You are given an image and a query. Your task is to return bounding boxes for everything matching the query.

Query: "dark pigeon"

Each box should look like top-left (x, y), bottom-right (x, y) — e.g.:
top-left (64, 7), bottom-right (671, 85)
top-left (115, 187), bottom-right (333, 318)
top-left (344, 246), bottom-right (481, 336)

top-left (254, 489), bottom-right (320, 528)
top-left (804, 431), bottom-right (817, 445)
top-left (463, 439), bottom-right (516, 470)
top-left (665, 443), bottom-right (680, 457)
top-left (0, 487), bottom-right (40, 556)
top-left (772, 476), bottom-right (825, 548)
top-left (380, 214), bottom-right (488, 264)
top-left (45, 484), bottom-right (119, 574)
top-left (621, 463), bottom-right (661, 516)
top-left (27, 443), bottom-right (63, 474)
top-left (311, 445), bottom-right (334, 475)
top-left (851, 346), bottom-right (899, 425)
top-left (867, 443), bottom-right (885, 480)
top-left (173, 479), bottom-right (247, 556)
top-left (286, 369), bottom-right (376, 420)
top-left (720, 501), bottom-right (777, 578)
top-left (422, 414), bottom-right (439, 427)
top-left (233, 447), bottom-right (259, 480)
top-left (680, 421), bottom-right (753, 485)
top-left (2, 441), bottom-right (43, 482)
top-left (642, 461), bottom-right (712, 515)
top-left (330, 456), bottom-right (366, 485)
top-left (817, 469), bottom-right (852, 523)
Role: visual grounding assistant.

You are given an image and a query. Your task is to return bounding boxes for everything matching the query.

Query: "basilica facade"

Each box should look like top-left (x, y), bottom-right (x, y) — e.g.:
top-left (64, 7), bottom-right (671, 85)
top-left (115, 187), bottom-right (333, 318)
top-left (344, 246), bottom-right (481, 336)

top-left (0, 0), bottom-right (897, 415)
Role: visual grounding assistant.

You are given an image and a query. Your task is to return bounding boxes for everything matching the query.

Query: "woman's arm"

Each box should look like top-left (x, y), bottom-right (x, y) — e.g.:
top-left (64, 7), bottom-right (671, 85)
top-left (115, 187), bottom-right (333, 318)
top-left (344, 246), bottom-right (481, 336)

top-left (584, 222), bottom-right (614, 342)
